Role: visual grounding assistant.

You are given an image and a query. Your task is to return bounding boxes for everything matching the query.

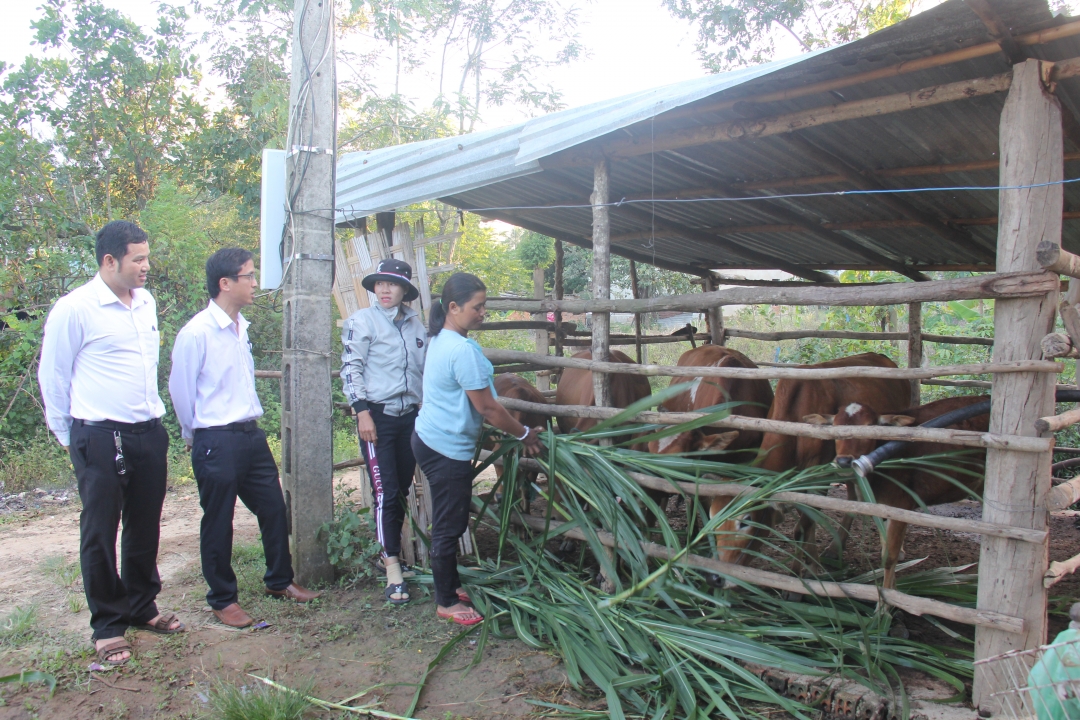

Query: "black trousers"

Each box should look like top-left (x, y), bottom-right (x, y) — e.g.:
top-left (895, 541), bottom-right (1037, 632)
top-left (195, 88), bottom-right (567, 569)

top-left (411, 432), bottom-right (473, 607)
top-left (192, 426), bottom-right (293, 610)
top-left (69, 419), bottom-right (169, 641)
top-left (359, 405), bottom-right (417, 558)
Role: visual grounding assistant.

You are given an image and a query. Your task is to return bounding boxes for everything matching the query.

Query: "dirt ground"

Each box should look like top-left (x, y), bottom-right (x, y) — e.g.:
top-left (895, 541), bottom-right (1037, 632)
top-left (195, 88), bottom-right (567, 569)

top-left (0, 468), bottom-right (571, 720)
top-left (2, 468), bottom-right (1079, 719)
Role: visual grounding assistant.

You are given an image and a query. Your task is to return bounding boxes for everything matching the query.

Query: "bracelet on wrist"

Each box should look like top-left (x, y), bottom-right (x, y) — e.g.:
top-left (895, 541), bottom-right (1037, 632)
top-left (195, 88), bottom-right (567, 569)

top-left (516, 426), bottom-right (531, 441)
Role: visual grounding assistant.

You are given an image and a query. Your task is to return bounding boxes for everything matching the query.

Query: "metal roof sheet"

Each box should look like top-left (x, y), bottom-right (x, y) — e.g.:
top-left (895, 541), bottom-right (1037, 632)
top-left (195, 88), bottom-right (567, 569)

top-left (335, 0), bottom-right (1080, 275)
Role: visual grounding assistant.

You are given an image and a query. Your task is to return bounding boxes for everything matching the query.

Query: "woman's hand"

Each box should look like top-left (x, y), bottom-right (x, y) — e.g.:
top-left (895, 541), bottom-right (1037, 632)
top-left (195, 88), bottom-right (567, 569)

top-left (520, 427), bottom-right (544, 457)
top-left (356, 410), bottom-right (378, 444)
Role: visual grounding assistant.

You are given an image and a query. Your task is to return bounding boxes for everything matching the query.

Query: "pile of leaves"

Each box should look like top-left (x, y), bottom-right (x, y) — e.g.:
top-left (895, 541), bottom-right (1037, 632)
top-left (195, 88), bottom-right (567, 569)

top-left (416, 397), bottom-right (976, 719)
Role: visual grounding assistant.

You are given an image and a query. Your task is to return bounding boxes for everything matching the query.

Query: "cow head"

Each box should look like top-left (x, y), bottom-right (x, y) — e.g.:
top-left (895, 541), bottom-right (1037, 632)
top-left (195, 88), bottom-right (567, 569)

top-left (648, 430), bottom-right (739, 455)
top-left (708, 494), bottom-right (785, 567)
top-left (803, 403), bottom-right (914, 467)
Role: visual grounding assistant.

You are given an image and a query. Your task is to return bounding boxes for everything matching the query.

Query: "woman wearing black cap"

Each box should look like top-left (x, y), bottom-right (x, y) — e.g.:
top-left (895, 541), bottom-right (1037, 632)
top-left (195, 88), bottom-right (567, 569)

top-left (340, 259), bottom-right (427, 604)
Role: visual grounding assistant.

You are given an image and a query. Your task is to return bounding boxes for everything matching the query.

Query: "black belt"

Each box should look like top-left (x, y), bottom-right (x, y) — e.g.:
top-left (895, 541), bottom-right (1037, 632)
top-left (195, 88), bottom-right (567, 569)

top-left (75, 418), bottom-right (161, 433)
top-left (194, 420), bottom-right (260, 434)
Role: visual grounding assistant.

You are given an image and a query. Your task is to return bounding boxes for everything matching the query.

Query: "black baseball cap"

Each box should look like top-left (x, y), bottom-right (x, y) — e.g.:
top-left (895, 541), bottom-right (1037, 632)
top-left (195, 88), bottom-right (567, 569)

top-left (362, 258), bottom-right (420, 302)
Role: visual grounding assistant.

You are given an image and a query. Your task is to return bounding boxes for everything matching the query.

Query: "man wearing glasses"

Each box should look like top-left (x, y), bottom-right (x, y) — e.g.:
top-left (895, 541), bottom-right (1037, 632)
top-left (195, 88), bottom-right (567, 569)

top-left (39, 220), bottom-right (184, 666)
top-left (169, 248), bottom-right (319, 629)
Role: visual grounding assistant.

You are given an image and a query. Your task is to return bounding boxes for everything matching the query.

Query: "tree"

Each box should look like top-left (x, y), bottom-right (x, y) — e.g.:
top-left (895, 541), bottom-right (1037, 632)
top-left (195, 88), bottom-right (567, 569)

top-left (22, 0), bottom-right (205, 215)
top-left (662, 0), bottom-right (916, 71)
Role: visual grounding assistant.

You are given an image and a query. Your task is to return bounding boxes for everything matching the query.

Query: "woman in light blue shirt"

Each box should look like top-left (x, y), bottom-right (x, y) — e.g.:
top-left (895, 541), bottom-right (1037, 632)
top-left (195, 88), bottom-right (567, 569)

top-left (412, 273), bottom-right (543, 626)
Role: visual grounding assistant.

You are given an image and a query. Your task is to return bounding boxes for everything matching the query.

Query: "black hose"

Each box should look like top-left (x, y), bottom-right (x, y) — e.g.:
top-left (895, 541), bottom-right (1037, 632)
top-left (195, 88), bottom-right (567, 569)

top-left (850, 389), bottom-right (1080, 478)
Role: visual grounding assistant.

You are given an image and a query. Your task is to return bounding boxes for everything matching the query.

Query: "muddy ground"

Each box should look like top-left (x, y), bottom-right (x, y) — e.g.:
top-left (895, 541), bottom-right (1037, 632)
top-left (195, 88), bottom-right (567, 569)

top-left (1, 468), bottom-right (1079, 719)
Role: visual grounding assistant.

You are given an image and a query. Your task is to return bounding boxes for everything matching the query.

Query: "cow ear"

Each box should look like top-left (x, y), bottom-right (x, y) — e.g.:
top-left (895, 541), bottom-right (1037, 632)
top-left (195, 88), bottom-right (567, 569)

top-left (699, 431), bottom-right (739, 451)
top-left (878, 414), bottom-right (915, 427)
top-left (802, 414), bottom-right (834, 425)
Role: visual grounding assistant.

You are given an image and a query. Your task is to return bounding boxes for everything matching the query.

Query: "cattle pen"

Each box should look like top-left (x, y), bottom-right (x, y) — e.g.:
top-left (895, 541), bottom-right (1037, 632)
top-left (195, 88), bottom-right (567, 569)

top-left (280, 0), bottom-right (1080, 711)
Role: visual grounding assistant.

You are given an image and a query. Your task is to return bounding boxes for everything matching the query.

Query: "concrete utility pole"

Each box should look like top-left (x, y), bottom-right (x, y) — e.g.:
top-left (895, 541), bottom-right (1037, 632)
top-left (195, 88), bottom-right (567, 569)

top-left (280, 0), bottom-right (337, 586)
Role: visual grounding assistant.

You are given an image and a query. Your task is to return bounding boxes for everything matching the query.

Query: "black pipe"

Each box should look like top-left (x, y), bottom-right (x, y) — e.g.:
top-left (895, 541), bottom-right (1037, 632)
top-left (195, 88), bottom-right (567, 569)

top-left (849, 389), bottom-right (1080, 478)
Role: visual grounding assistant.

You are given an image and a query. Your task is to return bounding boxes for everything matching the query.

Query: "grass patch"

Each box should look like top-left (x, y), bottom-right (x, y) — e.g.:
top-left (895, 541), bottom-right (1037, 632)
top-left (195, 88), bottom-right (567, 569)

top-left (39, 555), bottom-right (80, 588)
top-left (208, 677), bottom-right (313, 720)
top-left (0, 605), bottom-right (39, 648)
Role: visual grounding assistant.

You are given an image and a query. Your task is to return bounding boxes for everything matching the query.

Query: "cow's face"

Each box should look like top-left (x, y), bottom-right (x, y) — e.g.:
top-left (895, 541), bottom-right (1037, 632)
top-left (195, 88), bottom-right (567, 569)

top-left (803, 403), bottom-right (914, 466)
top-left (709, 495), bottom-right (785, 565)
top-left (648, 430), bottom-right (739, 455)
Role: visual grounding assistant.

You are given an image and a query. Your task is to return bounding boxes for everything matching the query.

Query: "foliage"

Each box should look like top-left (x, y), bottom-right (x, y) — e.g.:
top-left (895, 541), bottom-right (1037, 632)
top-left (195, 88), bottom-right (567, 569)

top-left (0, 671), bottom-right (57, 698)
top-left (663, 0), bottom-right (917, 71)
top-left (208, 677), bottom-right (313, 720)
top-left (0, 431), bottom-right (74, 493)
top-left (0, 605), bottom-right (39, 648)
top-left (319, 486), bottom-right (381, 582)
top-left (554, 242), bottom-right (698, 298)
top-left (413, 412), bottom-right (975, 716)
top-left (514, 229), bottom-right (554, 270)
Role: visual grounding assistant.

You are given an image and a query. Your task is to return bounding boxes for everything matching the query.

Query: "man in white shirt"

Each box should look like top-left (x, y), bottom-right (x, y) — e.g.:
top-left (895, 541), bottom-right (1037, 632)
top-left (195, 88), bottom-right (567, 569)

top-left (169, 247), bottom-right (319, 629)
top-left (39, 220), bottom-right (184, 667)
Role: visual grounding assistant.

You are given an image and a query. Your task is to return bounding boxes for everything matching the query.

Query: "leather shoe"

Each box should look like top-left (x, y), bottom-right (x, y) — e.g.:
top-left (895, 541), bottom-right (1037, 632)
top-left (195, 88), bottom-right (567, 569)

top-left (265, 583), bottom-right (321, 603)
top-left (213, 603), bottom-right (253, 628)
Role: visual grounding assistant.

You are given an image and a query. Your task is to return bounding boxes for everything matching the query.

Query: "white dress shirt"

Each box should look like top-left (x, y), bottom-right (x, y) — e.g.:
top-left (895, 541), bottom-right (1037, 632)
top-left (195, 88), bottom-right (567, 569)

top-left (38, 274), bottom-right (166, 446)
top-left (169, 300), bottom-right (263, 442)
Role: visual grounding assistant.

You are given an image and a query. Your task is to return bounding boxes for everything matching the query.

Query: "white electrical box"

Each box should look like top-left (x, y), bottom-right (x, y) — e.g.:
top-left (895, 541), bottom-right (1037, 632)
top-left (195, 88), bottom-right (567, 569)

top-left (259, 148), bottom-right (286, 290)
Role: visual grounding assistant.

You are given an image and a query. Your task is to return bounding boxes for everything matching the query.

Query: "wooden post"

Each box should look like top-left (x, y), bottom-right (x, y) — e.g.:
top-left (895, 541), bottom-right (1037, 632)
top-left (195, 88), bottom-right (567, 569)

top-left (554, 239), bottom-right (565, 361)
top-left (591, 158), bottom-right (612, 408)
top-left (629, 260), bottom-right (643, 363)
top-left (703, 275), bottom-right (725, 345)
top-left (973, 59), bottom-right (1062, 710)
top-left (908, 302), bottom-right (923, 406)
top-left (533, 265), bottom-right (549, 391)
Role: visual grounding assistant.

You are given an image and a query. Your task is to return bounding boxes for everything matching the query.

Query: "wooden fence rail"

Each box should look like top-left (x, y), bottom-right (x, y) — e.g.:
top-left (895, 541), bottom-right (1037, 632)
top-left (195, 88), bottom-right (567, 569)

top-left (557, 329), bottom-right (994, 346)
top-left (490, 504), bottom-right (1024, 633)
top-left (495, 397), bottom-right (1051, 452)
top-left (478, 450), bottom-right (1046, 543)
top-left (484, 348), bottom-right (1060, 382)
top-left (484, 271), bottom-right (1058, 314)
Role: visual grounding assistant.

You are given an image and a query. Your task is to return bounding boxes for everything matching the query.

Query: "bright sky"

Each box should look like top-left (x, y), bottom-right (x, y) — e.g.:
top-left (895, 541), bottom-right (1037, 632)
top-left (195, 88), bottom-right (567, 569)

top-left (0, 0), bottom-right (724, 131)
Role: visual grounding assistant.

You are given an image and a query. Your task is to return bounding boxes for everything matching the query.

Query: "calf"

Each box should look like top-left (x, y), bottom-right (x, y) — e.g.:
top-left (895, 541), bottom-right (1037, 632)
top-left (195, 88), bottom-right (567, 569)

top-left (489, 374), bottom-right (550, 507)
top-left (804, 394), bottom-right (990, 589)
top-left (554, 350), bottom-right (653, 436)
top-left (714, 353), bottom-right (910, 567)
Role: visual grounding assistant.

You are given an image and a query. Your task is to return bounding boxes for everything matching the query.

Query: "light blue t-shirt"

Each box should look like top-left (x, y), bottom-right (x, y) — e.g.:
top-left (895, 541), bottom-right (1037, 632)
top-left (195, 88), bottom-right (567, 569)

top-left (415, 330), bottom-right (496, 461)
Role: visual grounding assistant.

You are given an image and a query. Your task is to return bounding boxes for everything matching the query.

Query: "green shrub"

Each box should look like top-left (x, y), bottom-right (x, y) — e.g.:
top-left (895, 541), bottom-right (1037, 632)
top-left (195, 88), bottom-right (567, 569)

top-left (207, 678), bottom-right (313, 720)
top-left (0, 431), bottom-right (73, 494)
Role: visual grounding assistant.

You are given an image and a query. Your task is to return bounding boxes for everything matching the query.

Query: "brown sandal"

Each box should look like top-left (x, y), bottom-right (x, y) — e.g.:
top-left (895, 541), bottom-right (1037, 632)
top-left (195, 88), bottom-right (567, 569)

top-left (96, 638), bottom-right (133, 666)
top-left (137, 611), bottom-right (185, 635)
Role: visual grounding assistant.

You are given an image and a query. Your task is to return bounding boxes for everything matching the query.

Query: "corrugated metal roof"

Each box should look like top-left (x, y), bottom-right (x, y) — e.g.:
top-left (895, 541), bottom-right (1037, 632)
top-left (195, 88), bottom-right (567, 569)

top-left (335, 0), bottom-right (1080, 276)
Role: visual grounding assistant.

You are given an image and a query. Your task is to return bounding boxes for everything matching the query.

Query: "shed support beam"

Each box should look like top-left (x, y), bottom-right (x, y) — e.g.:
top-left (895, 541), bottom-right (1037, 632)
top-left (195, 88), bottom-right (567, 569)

top-left (533, 265), bottom-right (549, 391)
top-left (554, 239), bottom-right (565, 360)
top-left (973, 59), bottom-right (1062, 710)
top-left (782, 134), bottom-right (997, 263)
top-left (630, 260), bottom-right (644, 362)
top-left (908, 302), bottom-right (923, 406)
top-left (591, 158), bottom-right (613, 410)
top-left (704, 275), bottom-right (725, 345)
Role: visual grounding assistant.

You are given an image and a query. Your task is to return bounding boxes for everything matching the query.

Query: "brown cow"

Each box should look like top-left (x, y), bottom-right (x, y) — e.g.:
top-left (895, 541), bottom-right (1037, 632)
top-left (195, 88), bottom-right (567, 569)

top-left (554, 350), bottom-right (653, 436)
top-left (804, 394), bottom-right (989, 588)
top-left (489, 374), bottom-right (550, 506)
top-left (647, 345), bottom-right (773, 459)
top-left (714, 352), bottom-right (910, 567)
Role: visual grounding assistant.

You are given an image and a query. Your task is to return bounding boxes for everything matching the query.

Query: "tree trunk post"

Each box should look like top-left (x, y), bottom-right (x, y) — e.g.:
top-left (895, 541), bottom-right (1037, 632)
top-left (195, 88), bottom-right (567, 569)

top-left (974, 58), bottom-right (1062, 709)
top-left (591, 158), bottom-right (612, 408)
top-left (629, 260), bottom-right (643, 363)
top-left (554, 239), bottom-right (565, 362)
top-left (907, 302), bottom-right (923, 406)
top-left (280, 0), bottom-right (337, 585)
top-left (703, 275), bottom-right (725, 345)
top-left (533, 265), bottom-right (549, 391)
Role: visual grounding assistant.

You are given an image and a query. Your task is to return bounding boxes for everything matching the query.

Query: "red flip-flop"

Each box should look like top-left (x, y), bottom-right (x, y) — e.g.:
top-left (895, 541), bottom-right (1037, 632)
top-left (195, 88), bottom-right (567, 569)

top-left (437, 606), bottom-right (484, 626)
top-left (457, 588), bottom-right (471, 604)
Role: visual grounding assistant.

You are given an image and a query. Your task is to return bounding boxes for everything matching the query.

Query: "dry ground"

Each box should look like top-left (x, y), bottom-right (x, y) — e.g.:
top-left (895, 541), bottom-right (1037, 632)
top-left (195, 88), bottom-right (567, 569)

top-left (0, 468), bottom-right (570, 720)
top-left (1, 469), bottom-right (1079, 719)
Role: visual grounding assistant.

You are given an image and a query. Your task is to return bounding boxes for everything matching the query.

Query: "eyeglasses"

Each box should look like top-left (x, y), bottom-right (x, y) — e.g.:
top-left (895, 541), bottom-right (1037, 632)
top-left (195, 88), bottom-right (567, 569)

top-left (230, 272), bottom-right (258, 283)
